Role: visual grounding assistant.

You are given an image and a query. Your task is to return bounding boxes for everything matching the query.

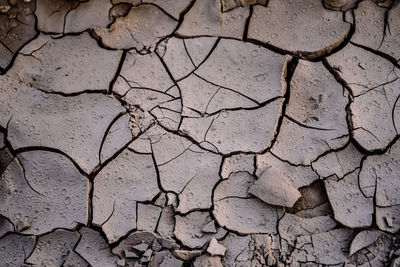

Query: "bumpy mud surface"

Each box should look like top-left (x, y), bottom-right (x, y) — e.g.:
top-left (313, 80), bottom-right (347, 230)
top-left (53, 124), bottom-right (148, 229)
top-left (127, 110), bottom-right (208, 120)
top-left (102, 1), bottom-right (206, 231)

top-left (1, 0), bottom-right (400, 266)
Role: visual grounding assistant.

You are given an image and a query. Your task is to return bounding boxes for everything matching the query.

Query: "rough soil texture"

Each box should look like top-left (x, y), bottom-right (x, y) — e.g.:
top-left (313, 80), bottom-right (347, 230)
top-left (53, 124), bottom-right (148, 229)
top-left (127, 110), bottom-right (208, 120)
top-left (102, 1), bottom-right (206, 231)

top-left (1, 0), bottom-right (400, 266)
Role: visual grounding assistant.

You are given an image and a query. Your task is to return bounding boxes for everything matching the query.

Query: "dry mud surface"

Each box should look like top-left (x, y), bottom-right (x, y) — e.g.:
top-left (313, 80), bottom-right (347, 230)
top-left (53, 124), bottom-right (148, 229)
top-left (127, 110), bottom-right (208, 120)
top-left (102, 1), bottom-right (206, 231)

top-left (1, 0), bottom-right (400, 266)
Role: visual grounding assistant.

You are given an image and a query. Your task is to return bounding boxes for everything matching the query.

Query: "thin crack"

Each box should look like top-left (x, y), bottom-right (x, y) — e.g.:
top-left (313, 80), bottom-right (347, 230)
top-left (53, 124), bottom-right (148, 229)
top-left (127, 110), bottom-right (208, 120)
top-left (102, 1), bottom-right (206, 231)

top-left (15, 156), bottom-right (45, 197)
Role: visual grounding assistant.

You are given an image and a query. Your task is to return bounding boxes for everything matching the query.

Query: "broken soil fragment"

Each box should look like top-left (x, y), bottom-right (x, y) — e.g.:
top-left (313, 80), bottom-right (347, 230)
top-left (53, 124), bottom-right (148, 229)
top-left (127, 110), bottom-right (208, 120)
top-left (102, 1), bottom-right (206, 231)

top-left (207, 238), bottom-right (227, 256)
top-left (249, 167), bottom-right (301, 208)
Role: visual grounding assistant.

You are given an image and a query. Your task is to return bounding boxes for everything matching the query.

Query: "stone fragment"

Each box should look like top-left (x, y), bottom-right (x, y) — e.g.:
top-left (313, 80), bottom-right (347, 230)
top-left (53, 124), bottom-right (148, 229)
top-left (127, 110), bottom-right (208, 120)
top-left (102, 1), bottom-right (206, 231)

top-left (141, 249), bottom-right (153, 263)
top-left (249, 167), bottom-right (301, 207)
top-left (152, 240), bottom-right (162, 252)
top-left (148, 250), bottom-right (166, 266)
top-left (152, 243), bottom-right (163, 254)
top-left (133, 243), bottom-right (149, 253)
top-left (9, 33), bottom-right (122, 94)
top-left (159, 237), bottom-right (180, 250)
top-left (124, 249), bottom-right (139, 258)
top-left (93, 149), bottom-right (159, 243)
top-left (349, 230), bottom-right (383, 256)
top-left (0, 234), bottom-right (35, 266)
top-left (94, 5), bottom-right (177, 51)
top-left (174, 211), bottom-right (226, 248)
top-left (26, 229), bottom-right (80, 266)
top-left (158, 253), bottom-right (183, 267)
top-left (248, 0), bottom-right (352, 56)
top-left (213, 172), bottom-right (278, 234)
top-left (75, 227), bottom-right (119, 267)
top-left (177, 0), bottom-right (249, 38)
top-left (0, 151), bottom-right (89, 235)
top-left (173, 250), bottom-right (202, 261)
top-left (0, 80), bottom-right (125, 173)
top-left (207, 238), bottom-right (226, 256)
top-left (325, 170), bottom-right (374, 228)
top-left (112, 231), bottom-right (178, 261)
top-left (192, 255), bottom-right (224, 267)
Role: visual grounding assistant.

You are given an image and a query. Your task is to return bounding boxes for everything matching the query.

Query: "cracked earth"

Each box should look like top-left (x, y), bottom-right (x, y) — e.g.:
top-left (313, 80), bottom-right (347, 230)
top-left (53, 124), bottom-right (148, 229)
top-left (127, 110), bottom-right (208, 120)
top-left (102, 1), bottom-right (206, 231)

top-left (1, 0), bottom-right (400, 266)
